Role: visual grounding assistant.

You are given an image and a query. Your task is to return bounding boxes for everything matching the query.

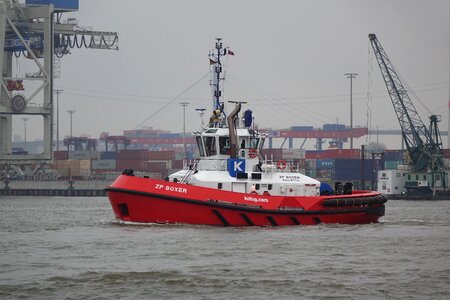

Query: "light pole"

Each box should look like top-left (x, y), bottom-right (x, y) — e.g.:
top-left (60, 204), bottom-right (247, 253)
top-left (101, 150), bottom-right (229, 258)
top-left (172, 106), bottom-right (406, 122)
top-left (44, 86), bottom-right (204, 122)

top-left (55, 89), bottom-right (63, 151)
top-left (179, 102), bottom-right (189, 159)
top-left (22, 117), bottom-right (29, 152)
top-left (376, 125), bottom-right (379, 146)
top-left (67, 110), bottom-right (75, 137)
top-left (344, 73), bottom-right (358, 149)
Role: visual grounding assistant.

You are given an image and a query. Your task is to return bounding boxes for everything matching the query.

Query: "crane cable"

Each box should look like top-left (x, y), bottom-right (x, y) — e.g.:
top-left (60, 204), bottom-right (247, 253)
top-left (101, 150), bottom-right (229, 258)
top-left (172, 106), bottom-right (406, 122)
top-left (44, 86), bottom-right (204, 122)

top-left (134, 72), bottom-right (210, 129)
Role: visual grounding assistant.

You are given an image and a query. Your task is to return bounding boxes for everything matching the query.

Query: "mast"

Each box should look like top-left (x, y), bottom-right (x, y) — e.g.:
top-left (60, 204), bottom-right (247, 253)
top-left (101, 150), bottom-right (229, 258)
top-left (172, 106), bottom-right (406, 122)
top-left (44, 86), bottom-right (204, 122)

top-left (209, 38), bottom-right (225, 111)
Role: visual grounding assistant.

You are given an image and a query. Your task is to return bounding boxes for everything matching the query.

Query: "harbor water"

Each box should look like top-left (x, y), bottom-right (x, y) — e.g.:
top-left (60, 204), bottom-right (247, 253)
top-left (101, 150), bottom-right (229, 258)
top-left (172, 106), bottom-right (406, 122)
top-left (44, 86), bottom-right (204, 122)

top-left (0, 196), bottom-right (449, 299)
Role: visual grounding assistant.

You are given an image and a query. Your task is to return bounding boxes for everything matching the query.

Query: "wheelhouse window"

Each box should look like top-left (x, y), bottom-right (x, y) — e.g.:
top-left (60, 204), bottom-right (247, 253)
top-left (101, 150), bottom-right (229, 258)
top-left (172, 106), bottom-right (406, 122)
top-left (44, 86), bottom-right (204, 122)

top-left (219, 136), bottom-right (230, 155)
top-left (196, 136), bottom-right (205, 157)
top-left (203, 136), bottom-right (217, 156)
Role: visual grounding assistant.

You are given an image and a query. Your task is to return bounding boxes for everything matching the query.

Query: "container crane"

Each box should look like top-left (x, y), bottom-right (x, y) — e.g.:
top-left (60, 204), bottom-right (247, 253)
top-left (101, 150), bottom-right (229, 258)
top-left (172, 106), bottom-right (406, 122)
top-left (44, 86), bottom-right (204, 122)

top-left (368, 33), bottom-right (447, 193)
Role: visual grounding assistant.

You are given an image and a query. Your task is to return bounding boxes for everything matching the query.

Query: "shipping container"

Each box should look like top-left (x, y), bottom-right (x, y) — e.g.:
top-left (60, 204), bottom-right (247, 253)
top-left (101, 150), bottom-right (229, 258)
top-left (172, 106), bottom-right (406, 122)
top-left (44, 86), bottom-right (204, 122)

top-left (100, 151), bottom-right (117, 160)
top-left (316, 168), bottom-right (334, 178)
top-left (53, 150), bottom-right (68, 160)
top-left (377, 170), bottom-right (407, 194)
top-left (384, 150), bottom-right (405, 161)
top-left (159, 133), bottom-right (181, 138)
top-left (56, 159), bottom-right (91, 177)
top-left (281, 148), bottom-right (305, 160)
top-left (92, 159), bottom-right (116, 170)
top-left (148, 150), bottom-right (175, 161)
top-left (305, 169), bottom-right (316, 178)
top-left (385, 160), bottom-right (402, 170)
top-left (116, 159), bottom-right (147, 171)
top-left (172, 160), bottom-right (184, 169)
top-left (117, 149), bottom-right (148, 161)
top-left (442, 149), bottom-right (450, 159)
top-left (147, 161), bottom-right (170, 172)
top-left (305, 159), bottom-right (316, 170)
top-left (323, 124), bottom-right (346, 131)
top-left (334, 159), bottom-right (376, 181)
top-left (316, 158), bottom-right (335, 169)
top-left (305, 149), bottom-right (361, 159)
top-left (292, 158), bottom-right (306, 169)
top-left (290, 126), bottom-right (314, 132)
top-left (68, 150), bottom-right (100, 160)
top-left (26, 0), bottom-right (79, 11)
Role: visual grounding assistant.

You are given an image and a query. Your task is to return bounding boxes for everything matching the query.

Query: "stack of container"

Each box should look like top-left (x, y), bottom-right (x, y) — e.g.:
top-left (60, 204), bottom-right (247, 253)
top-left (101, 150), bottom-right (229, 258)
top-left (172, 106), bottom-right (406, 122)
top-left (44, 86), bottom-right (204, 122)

top-left (53, 150), bottom-right (68, 160)
top-left (116, 150), bottom-right (148, 171)
top-left (68, 150), bottom-right (100, 160)
top-left (383, 150), bottom-right (405, 170)
top-left (148, 150), bottom-right (175, 178)
top-left (315, 158), bottom-right (335, 179)
top-left (55, 160), bottom-right (91, 178)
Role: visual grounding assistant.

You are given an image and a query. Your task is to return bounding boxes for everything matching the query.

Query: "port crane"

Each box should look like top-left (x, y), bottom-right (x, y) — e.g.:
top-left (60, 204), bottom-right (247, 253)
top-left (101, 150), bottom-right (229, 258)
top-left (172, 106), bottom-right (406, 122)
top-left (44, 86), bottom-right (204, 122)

top-left (369, 33), bottom-right (447, 193)
top-left (0, 0), bottom-right (118, 178)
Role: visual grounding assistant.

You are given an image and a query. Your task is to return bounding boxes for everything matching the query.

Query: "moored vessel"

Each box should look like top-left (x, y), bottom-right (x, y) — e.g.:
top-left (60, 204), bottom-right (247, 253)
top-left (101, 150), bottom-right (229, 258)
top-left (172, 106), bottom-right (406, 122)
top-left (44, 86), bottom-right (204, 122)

top-left (106, 39), bottom-right (387, 226)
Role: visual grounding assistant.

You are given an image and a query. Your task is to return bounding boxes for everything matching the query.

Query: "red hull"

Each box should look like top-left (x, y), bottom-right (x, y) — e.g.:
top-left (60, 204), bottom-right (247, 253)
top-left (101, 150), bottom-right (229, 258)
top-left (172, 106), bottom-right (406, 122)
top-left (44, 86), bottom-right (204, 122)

top-left (106, 175), bottom-right (386, 226)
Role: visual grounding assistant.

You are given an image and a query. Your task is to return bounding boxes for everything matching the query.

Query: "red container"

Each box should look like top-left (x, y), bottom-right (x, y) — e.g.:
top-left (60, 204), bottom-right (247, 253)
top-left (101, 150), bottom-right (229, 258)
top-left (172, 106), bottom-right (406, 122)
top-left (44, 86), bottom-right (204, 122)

top-left (148, 150), bottom-right (175, 160)
top-left (147, 161), bottom-right (167, 172)
top-left (158, 169), bottom-right (168, 178)
top-left (172, 160), bottom-right (184, 169)
top-left (116, 159), bottom-right (147, 171)
top-left (116, 150), bottom-right (148, 161)
top-left (54, 150), bottom-right (68, 160)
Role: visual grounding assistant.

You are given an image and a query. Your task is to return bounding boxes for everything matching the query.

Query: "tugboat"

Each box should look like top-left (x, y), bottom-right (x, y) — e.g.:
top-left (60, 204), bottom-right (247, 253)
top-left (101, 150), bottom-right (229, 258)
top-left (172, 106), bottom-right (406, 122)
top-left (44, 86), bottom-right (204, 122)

top-left (106, 39), bottom-right (387, 226)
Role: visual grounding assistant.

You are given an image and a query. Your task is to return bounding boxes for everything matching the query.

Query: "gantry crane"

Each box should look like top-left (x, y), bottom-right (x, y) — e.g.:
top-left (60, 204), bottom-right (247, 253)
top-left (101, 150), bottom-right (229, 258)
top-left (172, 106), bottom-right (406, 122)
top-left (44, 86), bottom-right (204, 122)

top-left (369, 33), bottom-right (447, 193)
top-left (0, 0), bottom-right (118, 176)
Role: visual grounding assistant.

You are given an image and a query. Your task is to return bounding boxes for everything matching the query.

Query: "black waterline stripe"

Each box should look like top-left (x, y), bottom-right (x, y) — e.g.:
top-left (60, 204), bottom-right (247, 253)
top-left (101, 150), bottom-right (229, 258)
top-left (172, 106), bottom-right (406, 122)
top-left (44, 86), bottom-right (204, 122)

top-left (212, 209), bottom-right (229, 226)
top-left (240, 214), bottom-right (254, 226)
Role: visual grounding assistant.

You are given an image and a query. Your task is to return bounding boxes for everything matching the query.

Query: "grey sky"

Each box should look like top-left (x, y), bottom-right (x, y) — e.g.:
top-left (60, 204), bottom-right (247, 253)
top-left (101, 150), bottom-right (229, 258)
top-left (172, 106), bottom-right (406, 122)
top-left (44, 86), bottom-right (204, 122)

top-left (13, 0), bottom-right (449, 149)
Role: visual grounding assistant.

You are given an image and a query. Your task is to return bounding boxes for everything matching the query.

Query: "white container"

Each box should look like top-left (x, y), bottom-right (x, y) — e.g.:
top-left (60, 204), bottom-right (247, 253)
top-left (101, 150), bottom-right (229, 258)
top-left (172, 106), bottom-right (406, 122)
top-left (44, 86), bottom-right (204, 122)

top-left (377, 170), bottom-right (407, 195)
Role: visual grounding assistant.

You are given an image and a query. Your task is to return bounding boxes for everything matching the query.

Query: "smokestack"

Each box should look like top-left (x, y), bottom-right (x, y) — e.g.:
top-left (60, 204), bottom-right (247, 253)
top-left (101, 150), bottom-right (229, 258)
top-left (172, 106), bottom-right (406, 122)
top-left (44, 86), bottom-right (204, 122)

top-left (227, 103), bottom-right (241, 159)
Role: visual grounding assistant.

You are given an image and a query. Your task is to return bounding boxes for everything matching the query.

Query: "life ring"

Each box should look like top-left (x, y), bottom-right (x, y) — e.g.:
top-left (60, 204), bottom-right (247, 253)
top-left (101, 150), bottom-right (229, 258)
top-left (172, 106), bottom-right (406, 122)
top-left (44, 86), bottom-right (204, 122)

top-left (277, 160), bottom-right (287, 170)
top-left (248, 148), bottom-right (258, 158)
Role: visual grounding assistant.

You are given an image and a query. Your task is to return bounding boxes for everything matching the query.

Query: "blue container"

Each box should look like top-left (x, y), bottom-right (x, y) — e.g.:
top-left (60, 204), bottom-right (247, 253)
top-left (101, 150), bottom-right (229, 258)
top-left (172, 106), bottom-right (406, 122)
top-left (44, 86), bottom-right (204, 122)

top-left (26, 0), bottom-right (79, 11)
top-left (384, 151), bottom-right (405, 161)
top-left (334, 159), bottom-right (376, 181)
top-left (323, 124), bottom-right (346, 131)
top-left (290, 126), bottom-right (314, 132)
top-left (316, 159), bottom-right (335, 169)
top-left (100, 151), bottom-right (117, 160)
